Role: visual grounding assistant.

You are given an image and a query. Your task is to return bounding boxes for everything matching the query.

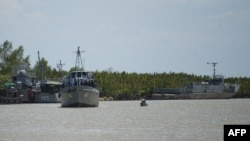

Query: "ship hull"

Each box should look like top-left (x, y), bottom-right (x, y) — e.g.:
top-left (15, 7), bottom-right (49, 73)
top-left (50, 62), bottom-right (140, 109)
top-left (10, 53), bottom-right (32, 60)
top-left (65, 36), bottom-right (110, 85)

top-left (33, 92), bottom-right (61, 103)
top-left (60, 85), bottom-right (99, 107)
top-left (177, 92), bottom-right (236, 99)
top-left (152, 92), bottom-right (237, 100)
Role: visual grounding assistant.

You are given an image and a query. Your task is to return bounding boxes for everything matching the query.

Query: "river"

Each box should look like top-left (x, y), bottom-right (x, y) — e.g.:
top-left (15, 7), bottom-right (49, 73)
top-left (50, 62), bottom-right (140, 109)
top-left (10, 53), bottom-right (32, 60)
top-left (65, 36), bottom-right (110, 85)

top-left (0, 99), bottom-right (250, 141)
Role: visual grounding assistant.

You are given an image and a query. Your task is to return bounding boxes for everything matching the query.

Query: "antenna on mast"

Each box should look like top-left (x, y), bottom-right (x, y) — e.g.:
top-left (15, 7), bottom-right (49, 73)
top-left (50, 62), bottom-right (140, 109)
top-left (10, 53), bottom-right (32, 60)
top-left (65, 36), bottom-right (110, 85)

top-left (37, 51), bottom-right (43, 82)
top-left (207, 62), bottom-right (218, 79)
top-left (74, 46), bottom-right (85, 71)
top-left (57, 60), bottom-right (65, 71)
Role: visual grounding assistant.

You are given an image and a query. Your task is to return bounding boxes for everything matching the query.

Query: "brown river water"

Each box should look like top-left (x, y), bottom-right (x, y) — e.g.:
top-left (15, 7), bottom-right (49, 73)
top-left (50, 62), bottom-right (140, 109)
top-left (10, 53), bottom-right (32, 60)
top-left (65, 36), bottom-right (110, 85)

top-left (0, 99), bottom-right (250, 141)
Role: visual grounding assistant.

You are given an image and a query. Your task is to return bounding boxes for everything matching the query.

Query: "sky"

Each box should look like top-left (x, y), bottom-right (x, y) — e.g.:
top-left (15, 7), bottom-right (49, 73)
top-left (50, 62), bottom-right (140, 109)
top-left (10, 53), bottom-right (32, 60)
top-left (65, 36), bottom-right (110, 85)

top-left (0, 0), bottom-right (249, 77)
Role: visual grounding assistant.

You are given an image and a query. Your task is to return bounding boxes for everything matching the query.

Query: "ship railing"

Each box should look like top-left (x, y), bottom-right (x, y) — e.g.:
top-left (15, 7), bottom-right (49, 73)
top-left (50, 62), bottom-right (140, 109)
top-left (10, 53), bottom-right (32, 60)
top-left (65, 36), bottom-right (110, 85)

top-left (63, 78), bottom-right (97, 87)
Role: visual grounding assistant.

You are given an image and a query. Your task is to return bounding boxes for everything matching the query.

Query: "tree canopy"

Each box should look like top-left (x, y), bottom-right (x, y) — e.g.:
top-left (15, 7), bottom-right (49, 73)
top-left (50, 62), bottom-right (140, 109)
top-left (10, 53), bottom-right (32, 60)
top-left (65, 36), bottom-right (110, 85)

top-left (0, 40), bottom-right (30, 75)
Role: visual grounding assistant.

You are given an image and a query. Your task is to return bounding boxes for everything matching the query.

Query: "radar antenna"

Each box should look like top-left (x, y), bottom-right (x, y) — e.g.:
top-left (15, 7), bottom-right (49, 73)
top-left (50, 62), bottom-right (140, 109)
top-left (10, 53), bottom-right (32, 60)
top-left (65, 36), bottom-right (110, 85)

top-left (74, 46), bottom-right (85, 71)
top-left (207, 62), bottom-right (218, 79)
top-left (57, 60), bottom-right (65, 71)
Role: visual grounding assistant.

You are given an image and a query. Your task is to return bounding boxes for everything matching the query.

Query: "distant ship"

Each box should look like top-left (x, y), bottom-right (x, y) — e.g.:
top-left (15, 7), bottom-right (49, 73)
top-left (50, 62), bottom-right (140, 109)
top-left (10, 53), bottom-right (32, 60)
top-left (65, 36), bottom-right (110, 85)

top-left (32, 51), bottom-right (63, 103)
top-left (152, 62), bottom-right (241, 99)
top-left (11, 64), bottom-right (64, 103)
top-left (32, 80), bottom-right (63, 103)
top-left (11, 64), bottom-right (36, 102)
top-left (60, 47), bottom-right (100, 107)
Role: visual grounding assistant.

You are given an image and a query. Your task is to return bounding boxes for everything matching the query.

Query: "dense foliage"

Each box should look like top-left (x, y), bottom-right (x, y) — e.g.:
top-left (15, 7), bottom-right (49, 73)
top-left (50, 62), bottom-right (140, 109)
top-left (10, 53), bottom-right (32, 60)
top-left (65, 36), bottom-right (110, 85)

top-left (0, 40), bottom-right (250, 98)
top-left (94, 71), bottom-right (250, 99)
top-left (0, 40), bottom-right (66, 88)
top-left (94, 71), bottom-right (210, 99)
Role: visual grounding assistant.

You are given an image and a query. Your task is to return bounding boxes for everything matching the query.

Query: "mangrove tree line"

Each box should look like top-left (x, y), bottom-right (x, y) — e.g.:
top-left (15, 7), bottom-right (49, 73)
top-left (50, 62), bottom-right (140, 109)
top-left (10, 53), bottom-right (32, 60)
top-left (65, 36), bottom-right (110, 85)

top-left (0, 40), bottom-right (250, 98)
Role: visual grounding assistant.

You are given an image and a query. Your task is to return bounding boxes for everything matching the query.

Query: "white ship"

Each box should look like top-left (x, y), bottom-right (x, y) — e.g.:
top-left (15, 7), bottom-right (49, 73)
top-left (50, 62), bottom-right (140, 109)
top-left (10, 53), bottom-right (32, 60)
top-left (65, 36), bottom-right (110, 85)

top-left (60, 47), bottom-right (99, 107)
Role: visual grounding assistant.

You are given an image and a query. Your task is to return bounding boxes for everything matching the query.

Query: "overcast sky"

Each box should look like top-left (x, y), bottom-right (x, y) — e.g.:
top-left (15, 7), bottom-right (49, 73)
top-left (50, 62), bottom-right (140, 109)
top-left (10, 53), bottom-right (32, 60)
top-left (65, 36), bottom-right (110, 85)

top-left (1, 0), bottom-right (249, 77)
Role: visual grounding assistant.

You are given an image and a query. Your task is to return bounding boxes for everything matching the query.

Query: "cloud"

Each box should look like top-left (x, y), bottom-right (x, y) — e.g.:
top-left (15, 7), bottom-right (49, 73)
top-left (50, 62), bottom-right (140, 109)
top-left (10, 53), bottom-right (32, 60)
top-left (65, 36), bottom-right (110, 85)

top-left (95, 24), bottom-right (118, 33)
top-left (0, 0), bottom-right (49, 25)
top-left (0, 0), bottom-right (23, 16)
top-left (209, 10), bottom-right (250, 22)
top-left (183, 0), bottom-right (236, 6)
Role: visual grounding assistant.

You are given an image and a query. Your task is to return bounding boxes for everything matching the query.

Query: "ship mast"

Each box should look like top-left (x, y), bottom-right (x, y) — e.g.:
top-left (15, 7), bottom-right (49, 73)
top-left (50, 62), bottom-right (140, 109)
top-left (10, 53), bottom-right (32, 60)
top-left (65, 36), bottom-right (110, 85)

top-left (37, 51), bottom-right (43, 82)
top-left (207, 62), bottom-right (218, 79)
top-left (57, 60), bottom-right (65, 71)
top-left (74, 46), bottom-right (85, 71)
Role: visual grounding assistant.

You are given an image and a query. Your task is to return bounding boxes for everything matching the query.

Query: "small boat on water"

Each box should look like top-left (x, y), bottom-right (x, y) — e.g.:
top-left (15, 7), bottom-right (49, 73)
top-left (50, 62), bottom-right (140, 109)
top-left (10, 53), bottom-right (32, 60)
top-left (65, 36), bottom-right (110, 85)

top-left (60, 47), bottom-right (100, 107)
top-left (140, 99), bottom-right (148, 106)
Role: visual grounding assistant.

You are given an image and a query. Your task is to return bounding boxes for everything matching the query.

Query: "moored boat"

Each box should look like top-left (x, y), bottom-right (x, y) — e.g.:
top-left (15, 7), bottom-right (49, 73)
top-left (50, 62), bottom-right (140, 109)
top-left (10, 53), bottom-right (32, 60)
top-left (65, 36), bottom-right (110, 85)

top-left (60, 47), bottom-right (100, 107)
top-left (11, 64), bottom-right (36, 102)
top-left (32, 80), bottom-right (63, 103)
top-left (31, 51), bottom-right (63, 103)
top-left (152, 62), bottom-right (241, 100)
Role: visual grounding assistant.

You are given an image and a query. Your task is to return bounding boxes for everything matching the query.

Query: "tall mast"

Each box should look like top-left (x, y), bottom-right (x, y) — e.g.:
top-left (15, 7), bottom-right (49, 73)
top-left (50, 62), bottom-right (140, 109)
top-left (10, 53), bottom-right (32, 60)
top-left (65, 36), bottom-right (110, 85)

top-left (57, 60), bottom-right (65, 80)
top-left (37, 51), bottom-right (43, 82)
top-left (207, 62), bottom-right (218, 79)
top-left (57, 60), bottom-right (65, 71)
top-left (74, 46), bottom-right (85, 71)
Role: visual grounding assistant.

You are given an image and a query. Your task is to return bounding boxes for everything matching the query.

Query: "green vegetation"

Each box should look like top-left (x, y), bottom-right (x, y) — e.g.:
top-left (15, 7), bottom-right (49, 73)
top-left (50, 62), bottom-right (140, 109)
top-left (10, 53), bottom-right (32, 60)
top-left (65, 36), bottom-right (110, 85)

top-left (0, 40), bottom-right (250, 98)
top-left (94, 71), bottom-right (209, 99)
top-left (0, 40), bottom-right (67, 88)
top-left (94, 71), bottom-right (250, 99)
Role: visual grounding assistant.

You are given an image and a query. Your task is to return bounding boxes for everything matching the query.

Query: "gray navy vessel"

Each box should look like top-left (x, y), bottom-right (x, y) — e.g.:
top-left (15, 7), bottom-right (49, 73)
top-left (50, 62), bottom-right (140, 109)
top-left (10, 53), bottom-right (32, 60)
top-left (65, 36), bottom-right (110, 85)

top-left (32, 80), bottom-right (63, 103)
top-left (31, 51), bottom-right (63, 103)
top-left (152, 62), bottom-right (241, 99)
top-left (8, 52), bottom-right (64, 103)
top-left (60, 47), bottom-right (100, 107)
top-left (12, 64), bottom-right (63, 103)
top-left (11, 64), bottom-right (36, 102)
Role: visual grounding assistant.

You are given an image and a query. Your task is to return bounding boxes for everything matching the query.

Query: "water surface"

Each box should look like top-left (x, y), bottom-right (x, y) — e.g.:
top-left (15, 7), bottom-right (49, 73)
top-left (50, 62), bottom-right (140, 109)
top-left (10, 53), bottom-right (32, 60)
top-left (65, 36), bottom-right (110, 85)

top-left (0, 99), bottom-right (250, 141)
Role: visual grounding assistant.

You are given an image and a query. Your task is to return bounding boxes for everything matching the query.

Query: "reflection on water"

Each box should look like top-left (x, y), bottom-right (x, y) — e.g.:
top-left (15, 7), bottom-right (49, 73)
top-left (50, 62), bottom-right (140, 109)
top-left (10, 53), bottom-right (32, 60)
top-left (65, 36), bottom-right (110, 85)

top-left (0, 99), bottom-right (250, 141)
